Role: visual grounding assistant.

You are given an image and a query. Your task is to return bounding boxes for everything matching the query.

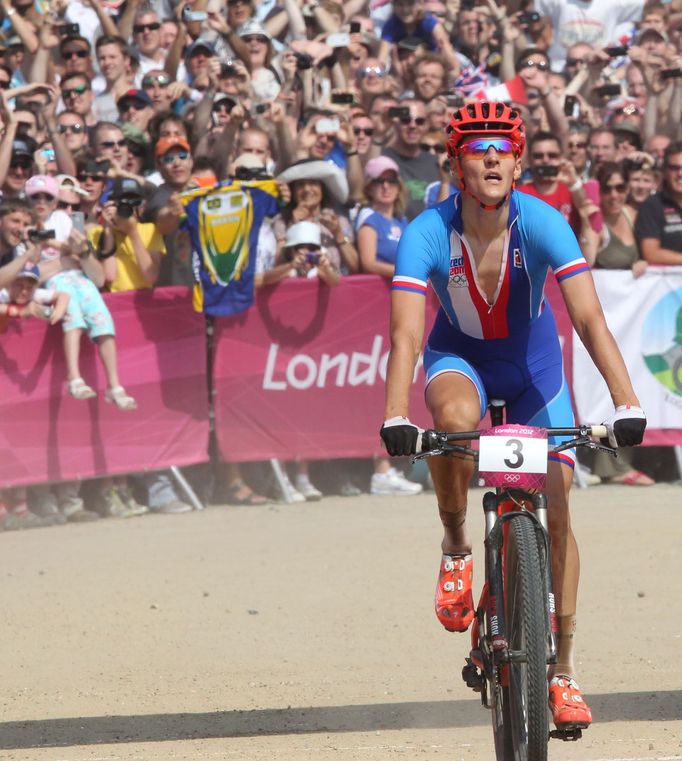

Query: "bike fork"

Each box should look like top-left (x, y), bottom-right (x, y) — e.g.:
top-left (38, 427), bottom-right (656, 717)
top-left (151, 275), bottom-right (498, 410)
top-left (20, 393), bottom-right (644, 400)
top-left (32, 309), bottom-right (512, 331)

top-left (531, 492), bottom-right (558, 665)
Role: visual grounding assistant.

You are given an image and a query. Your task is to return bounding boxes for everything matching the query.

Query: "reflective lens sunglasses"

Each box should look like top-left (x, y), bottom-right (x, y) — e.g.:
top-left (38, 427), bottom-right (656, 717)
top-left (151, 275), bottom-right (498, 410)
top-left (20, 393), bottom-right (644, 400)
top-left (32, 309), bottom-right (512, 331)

top-left (360, 65), bottom-right (386, 78)
top-left (142, 74), bottom-right (171, 87)
top-left (161, 150), bottom-right (190, 164)
top-left (63, 49), bottom-right (89, 59)
top-left (134, 22), bottom-right (161, 33)
top-left (521, 59), bottom-right (549, 71)
top-left (62, 84), bottom-right (89, 98)
top-left (58, 123), bottom-right (85, 134)
top-left (457, 137), bottom-right (516, 159)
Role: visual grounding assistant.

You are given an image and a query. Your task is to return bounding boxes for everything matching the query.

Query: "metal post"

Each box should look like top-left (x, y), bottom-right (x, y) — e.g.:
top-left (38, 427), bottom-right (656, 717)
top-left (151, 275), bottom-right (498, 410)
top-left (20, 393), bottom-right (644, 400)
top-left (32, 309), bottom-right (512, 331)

top-left (269, 459), bottom-right (294, 503)
top-left (674, 445), bottom-right (682, 482)
top-left (170, 465), bottom-right (205, 511)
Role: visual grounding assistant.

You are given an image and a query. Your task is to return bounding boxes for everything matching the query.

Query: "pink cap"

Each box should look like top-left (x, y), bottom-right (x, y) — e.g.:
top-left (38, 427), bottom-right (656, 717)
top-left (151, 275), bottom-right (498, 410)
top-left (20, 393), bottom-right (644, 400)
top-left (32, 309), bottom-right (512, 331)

top-left (364, 156), bottom-right (400, 180)
top-left (24, 174), bottom-right (59, 199)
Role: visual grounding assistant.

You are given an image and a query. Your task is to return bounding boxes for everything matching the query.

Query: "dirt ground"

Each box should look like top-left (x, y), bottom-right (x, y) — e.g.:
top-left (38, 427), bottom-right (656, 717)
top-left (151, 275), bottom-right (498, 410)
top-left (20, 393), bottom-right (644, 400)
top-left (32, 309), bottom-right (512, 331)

top-left (1, 483), bottom-right (681, 761)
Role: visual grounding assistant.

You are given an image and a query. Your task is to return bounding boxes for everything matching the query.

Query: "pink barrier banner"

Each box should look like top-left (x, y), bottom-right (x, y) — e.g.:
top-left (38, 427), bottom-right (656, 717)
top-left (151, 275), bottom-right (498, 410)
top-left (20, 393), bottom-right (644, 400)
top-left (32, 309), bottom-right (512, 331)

top-left (0, 287), bottom-right (209, 488)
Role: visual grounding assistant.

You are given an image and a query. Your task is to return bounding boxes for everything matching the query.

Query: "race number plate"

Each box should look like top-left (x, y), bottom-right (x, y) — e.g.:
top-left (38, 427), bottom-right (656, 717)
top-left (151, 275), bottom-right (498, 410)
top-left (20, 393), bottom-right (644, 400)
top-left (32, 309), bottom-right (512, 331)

top-left (478, 424), bottom-right (548, 489)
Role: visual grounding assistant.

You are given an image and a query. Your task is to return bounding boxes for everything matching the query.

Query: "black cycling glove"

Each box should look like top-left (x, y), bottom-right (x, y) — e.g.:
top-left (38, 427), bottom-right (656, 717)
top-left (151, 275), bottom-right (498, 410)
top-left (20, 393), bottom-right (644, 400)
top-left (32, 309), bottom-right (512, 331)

top-left (603, 405), bottom-right (647, 447)
top-left (380, 416), bottom-right (421, 457)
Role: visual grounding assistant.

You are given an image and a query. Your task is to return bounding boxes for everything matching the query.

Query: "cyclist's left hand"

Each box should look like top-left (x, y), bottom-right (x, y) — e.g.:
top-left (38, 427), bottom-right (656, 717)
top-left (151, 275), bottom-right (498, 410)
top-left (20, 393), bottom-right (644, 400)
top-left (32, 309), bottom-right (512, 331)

top-left (603, 405), bottom-right (647, 447)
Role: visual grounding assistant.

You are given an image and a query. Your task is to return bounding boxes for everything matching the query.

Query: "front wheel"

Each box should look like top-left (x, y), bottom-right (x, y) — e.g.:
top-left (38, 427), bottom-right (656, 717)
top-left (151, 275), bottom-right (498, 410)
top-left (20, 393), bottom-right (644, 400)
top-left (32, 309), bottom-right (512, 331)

top-left (503, 515), bottom-right (549, 761)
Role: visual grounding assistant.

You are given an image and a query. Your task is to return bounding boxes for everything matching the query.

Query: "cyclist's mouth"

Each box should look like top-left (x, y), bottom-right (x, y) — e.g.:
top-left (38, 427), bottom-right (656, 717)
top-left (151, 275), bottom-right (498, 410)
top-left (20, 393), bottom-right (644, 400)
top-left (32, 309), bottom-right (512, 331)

top-left (484, 171), bottom-right (502, 182)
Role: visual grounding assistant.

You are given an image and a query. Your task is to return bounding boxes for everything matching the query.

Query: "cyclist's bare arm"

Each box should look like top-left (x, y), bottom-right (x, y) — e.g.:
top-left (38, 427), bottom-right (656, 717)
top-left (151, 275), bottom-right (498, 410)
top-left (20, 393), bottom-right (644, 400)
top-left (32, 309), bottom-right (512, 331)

top-left (559, 271), bottom-right (641, 408)
top-left (384, 290), bottom-right (426, 420)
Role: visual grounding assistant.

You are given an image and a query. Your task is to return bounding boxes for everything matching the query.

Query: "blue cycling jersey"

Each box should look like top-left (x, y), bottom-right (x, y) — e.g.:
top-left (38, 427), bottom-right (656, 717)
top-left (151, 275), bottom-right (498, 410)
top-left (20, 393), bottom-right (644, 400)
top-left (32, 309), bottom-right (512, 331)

top-left (392, 189), bottom-right (589, 340)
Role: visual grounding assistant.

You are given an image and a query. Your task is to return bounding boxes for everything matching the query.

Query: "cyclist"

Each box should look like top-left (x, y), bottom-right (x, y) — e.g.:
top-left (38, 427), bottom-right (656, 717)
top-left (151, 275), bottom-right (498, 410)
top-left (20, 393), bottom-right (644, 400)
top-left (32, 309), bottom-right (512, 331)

top-left (380, 101), bottom-right (646, 731)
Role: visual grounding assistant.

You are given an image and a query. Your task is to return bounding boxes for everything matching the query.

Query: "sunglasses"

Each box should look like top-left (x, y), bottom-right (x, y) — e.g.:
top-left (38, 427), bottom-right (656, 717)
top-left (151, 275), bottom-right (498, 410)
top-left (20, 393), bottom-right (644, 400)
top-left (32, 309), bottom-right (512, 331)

top-left (521, 60), bottom-right (549, 71)
top-left (421, 142), bottom-right (446, 154)
top-left (99, 139), bottom-right (127, 149)
top-left (78, 173), bottom-right (106, 182)
top-left (212, 102), bottom-right (233, 113)
top-left (353, 126), bottom-right (374, 136)
top-left (399, 116), bottom-right (426, 126)
top-left (458, 137), bottom-right (516, 159)
top-left (566, 57), bottom-right (588, 67)
top-left (373, 175), bottom-right (399, 185)
top-left (531, 151), bottom-right (560, 160)
top-left (360, 65), bottom-right (386, 78)
top-left (160, 150), bottom-right (190, 164)
top-left (602, 182), bottom-right (627, 193)
top-left (58, 200), bottom-right (82, 210)
top-left (568, 141), bottom-right (587, 149)
top-left (62, 84), bottom-right (89, 98)
top-left (30, 193), bottom-right (56, 202)
top-left (58, 123), bottom-right (85, 134)
top-left (242, 35), bottom-right (268, 44)
top-left (63, 49), bottom-right (89, 59)
top-left (142, 74), bottom-right (171, 87)
top-left (120, 100), bottom-right (146, 112)
top-left (134, 22), bottom-right (161, 33)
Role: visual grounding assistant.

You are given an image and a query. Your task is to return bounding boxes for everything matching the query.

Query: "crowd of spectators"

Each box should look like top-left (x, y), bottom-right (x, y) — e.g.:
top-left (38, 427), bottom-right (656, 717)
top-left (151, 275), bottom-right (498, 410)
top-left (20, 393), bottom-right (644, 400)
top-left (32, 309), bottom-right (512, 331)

top-left (1, 0), bottom-right (681, 529)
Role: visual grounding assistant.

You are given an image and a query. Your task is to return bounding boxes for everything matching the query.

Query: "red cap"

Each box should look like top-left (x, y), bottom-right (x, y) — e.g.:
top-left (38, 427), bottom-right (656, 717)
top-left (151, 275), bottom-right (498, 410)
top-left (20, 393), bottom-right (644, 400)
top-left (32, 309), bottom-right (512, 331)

top-left (155, 136), bottom-right (191, 157)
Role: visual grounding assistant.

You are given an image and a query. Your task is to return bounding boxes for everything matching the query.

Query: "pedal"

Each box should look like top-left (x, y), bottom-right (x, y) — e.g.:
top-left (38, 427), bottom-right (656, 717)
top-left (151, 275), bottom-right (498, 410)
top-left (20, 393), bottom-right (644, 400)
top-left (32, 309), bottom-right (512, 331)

top-left (549, 727), bottom-right (584, 742)
top-left (462, 658), bottom-right (483, 692)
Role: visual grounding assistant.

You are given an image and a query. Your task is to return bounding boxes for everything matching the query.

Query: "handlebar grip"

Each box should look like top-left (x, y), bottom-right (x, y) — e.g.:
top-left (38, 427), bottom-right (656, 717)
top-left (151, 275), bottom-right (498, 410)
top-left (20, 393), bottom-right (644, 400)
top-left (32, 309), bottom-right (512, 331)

top-left (590, 424), bottom-right (608, 439)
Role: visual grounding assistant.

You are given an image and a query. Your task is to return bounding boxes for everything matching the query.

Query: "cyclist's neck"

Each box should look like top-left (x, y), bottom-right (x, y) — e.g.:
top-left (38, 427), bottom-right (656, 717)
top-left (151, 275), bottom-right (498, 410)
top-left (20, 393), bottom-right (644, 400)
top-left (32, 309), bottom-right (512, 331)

top-left (460, 193), bottom-right (510, 238)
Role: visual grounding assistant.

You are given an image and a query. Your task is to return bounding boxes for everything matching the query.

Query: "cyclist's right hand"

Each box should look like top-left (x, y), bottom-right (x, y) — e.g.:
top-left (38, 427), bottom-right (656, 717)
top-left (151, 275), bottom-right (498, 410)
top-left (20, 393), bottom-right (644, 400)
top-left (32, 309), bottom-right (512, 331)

top-left (602, 405), bottom-right (647, 447)
top-left (380, 416), bottom-right (422, 456)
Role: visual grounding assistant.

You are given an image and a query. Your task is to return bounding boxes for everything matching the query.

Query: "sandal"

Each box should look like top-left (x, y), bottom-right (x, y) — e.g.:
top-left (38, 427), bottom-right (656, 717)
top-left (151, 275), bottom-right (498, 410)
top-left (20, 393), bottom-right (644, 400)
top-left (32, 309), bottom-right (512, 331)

top-left (104, 386), bottom-right (137, 411)
top-left (68, 378), bottom-right (97, 400)
top-left (225, 482), bottom-right (268, 506)
top-left (609, 469), bottom-right (655, 486)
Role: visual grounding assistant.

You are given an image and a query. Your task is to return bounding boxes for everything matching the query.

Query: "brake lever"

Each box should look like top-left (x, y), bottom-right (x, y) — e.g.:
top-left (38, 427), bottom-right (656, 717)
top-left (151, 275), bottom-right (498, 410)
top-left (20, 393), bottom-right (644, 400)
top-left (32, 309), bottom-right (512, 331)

top-left (412, 449), bottom-right (445, 463)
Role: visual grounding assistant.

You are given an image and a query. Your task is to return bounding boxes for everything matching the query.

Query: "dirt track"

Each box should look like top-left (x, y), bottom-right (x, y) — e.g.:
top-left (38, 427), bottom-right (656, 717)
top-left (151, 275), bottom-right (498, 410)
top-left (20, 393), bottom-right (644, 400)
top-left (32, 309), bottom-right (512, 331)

top-left (1, 484), bottom-right (681, 761)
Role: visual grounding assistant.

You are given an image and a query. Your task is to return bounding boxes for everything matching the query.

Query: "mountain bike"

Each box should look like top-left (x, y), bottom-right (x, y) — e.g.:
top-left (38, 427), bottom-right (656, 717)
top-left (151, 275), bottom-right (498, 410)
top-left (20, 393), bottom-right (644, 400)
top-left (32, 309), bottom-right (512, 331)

top-left (414, 400), bottom-right (614, 761)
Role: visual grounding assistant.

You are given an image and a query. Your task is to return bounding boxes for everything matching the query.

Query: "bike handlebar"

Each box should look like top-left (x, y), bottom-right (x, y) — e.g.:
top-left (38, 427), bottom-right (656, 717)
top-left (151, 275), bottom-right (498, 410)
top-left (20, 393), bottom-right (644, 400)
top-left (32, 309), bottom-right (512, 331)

top-left (416, 424), bottom-right (609, 455)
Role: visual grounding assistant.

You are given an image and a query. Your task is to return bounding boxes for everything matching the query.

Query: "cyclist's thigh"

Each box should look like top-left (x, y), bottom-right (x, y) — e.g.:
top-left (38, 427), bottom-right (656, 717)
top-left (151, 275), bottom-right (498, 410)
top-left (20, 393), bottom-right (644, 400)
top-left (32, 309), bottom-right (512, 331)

top-left (424, 345), bottom-right (487, 423)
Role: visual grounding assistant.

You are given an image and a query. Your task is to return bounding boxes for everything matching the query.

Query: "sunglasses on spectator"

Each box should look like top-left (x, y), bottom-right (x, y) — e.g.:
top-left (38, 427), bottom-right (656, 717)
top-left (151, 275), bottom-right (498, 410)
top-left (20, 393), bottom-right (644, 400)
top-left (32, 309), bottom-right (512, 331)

top-left (142, 74), bottom-right (171, 87)
top-left (99, 139), bottom-right (127, 149)
top-left (63, 49), bottom-right (89, 59)
top-left (373, 175), bottom-right (399, 185)
top-left (566, 57), bottom-right (588, 67)
top-left (78, 173), bottom-right (106, 182)
top-left (568, 140), bottom-right (587, 149)
top-left (30, 193), bottom-right (56, 202)
top-left (531, 151), bottom-right (560, 160)
top-left (11, 158), bottom-right (32, 170)
top-left (58, 123), bottom-right (85, 134)
top-left (120, 100), bottom-right (146, 112)
top-left (399, 116), bottom-right (426, 126)
top-left (228, 0), bottom-right (249, 5)
top-left (160, 150), bottom-right (190, 164)
top-left (458, 137), bottom-right (515, 159)
top-left (58, 200), bottom-right (82, 210)
top-left (421, 142), bottom-right (446, 153)
top-left (134, 22), bottom-right (161, 33)
top-left (212, 102), bottom-right (233, 113)
top-left (62, 84), bottom-right (89, 98)
top-left (353, 126), bottom-right (374, 136)
top-left (602, 182), bottom-right (627, 193)
top-left (243, 35), bottom-right (269, 44)
top-left (666, 163), bottom-right (682, 173)
top-left (360, 65), bottom-right (386, 78)
top-left (521, 60), bottom-right (549, 71)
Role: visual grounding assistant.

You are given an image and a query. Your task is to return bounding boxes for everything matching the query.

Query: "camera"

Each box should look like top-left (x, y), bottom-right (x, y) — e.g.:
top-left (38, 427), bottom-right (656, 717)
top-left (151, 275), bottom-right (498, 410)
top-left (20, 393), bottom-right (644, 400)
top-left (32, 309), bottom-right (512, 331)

top-left (604, 45), bottom-right (628, 57)
top-left (28, 228), bottom-right (56, 242)
top-left (535, 165), bottom-right (559, 178)
top-left (116, 198), bottom-right (142, 219)
top-left (251, 102), bottom-right (270, 115)
top-left (518, 11), bottom-right (541, 25)
top-left (331, 92), bottom-right (354, 105)
top-left (388, 106), bottom-right (411, 120)
top-left (293, 51), bottom-right (313, 70)
top-left (58, 23), bottom-right (80, 37)
top-left (350, 21), bottom-right (361, 34)
top-left (235, 166), bottom-right (271, 181)
top-left (595, 83), bottom-right (621, 97)
top-left (182, 6), bottom-right (208, 22)
top-left (220, 60), bottom-right (237, 77)
top-left (661, 68), bottom-right (682, 80)
top-left (305, 251), bottom-right (321, 265)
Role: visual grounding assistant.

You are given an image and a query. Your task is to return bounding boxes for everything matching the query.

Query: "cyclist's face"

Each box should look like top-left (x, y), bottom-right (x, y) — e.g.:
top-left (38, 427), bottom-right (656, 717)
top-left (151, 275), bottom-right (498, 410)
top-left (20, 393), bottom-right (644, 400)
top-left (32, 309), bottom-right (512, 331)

top-left (458, 135), bottom-right (520, 204)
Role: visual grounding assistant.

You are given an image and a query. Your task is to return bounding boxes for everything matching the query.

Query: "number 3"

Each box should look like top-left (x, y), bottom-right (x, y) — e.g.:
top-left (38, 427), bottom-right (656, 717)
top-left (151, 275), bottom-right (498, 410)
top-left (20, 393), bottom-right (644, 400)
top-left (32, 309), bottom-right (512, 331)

top-left (504, 438), bottom-right (524, 469)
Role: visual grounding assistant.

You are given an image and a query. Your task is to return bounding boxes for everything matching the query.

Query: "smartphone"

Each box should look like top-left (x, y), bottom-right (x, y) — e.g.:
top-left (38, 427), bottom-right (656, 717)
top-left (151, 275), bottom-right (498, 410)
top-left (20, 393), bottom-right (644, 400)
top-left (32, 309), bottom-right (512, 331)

top-left (349, 21), bottom-right (361, 34)
top-left (661, 68), bottom-right (682, 79)
top-left (518, 11), bottom-right (541, 25)
top-left (535, 165), bottom-right (559, 178)
top-left (595, 83), bottom-right (621, 97)
top-left (331, 92), bottom-right (354, 105)
top-left (564, 94), bottom-right (577, 117)
top-left (72, 211), bottom-right (86, 234)
top-left (604, 45), bottom-right (628, 57)
top-left (315, 117), bottom-right (340, 134)
top-left (388, 106), bottom-right (410, 120)
top-left (41, 148), bottom-right (56, 162)
top-left (28, 228), bottom-right (56, 241)
top-left (182, 6), bottom-right (208, 22)
top-left (326, 32), bottom-right (350, 48)
top-left (58, 23), bottom-right (79, 37)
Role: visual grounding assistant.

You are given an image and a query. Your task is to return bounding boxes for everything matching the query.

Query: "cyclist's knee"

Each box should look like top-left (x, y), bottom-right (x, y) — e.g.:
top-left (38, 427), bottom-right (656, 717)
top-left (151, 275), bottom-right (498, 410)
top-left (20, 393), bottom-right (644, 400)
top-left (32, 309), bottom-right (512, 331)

top-left (429, 398), bottom-right (479, 432)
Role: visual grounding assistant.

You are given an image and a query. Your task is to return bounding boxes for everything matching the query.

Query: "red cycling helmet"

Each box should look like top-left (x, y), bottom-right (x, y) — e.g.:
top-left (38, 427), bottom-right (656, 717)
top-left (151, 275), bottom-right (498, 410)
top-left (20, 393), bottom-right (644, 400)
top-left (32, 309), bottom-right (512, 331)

top-left (445, 101), bottom-right (526, 158)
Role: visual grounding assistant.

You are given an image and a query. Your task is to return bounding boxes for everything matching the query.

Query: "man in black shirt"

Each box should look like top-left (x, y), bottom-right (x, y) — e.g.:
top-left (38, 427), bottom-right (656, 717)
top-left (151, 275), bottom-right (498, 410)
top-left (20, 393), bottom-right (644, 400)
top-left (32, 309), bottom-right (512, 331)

top-left (635, 141), bottom-right (682, 263)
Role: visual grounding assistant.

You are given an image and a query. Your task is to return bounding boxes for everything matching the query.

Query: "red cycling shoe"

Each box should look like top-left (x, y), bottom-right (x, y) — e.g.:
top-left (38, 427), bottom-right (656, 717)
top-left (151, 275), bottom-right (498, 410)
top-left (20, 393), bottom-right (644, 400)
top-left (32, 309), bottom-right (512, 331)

top-left (435, 553), bottom-right (474, 632)
top-left (548, 676), bottom-right (593, 729)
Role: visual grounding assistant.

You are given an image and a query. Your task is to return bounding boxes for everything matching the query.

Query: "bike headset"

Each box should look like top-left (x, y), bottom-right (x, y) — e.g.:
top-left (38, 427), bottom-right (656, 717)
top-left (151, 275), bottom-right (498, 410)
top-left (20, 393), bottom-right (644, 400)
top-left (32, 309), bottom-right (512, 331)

top-left (445, 101), bottom-right (526, 211)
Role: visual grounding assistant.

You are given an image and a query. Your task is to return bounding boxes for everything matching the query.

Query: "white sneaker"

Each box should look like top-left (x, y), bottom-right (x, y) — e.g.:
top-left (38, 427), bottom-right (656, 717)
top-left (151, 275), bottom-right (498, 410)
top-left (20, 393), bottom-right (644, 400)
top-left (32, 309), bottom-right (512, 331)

top-left (295, 475), bottom-right (323, 501)
top-left (370, 468), bottom-right (423, 496)
top-left (279, 473), bottom-right (306, 503)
